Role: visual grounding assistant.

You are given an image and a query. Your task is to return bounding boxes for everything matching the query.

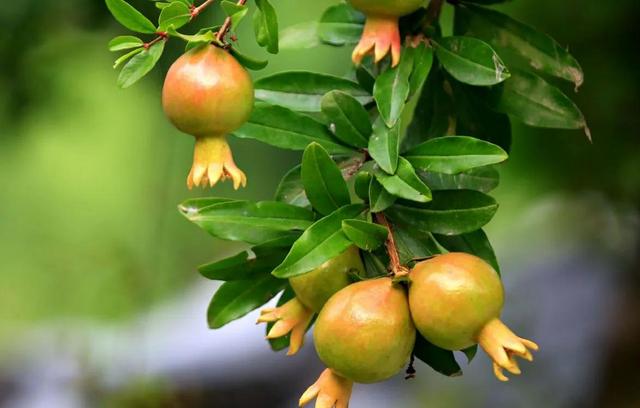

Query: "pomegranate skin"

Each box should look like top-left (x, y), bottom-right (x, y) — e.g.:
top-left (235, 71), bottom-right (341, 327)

top-left (162, 45), bottom-right (254, 138)
top-left (348, 0), bottom-right (425, 17)
top-left (313, 278), bottom-right (416, 384)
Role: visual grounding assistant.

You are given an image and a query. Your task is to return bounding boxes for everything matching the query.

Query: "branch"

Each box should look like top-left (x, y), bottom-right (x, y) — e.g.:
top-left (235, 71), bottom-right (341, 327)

top-left (216, 0), bottom-right (248, 43)
top-left (191, 0), bottom-right (216, 19)
top-left (374, 213), bottom-right (409, 278)
top-left (143, 0), bottom-right (218, 49)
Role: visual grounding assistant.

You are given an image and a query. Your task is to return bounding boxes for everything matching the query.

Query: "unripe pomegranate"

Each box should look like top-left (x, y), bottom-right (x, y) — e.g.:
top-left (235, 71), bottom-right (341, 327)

top-left (258, 247), bottom-right (365, 356)
top-left (409, 252), bottom-right (539, 381)
top-left (313, 277), bottom-right (416, 384)
top-left (162, 45), bottom-right (254, 189)
top-left (348, 0), bottom-right (426, 67)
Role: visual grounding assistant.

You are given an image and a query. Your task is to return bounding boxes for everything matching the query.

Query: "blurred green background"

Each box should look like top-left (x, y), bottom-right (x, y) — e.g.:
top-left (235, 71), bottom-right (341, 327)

top-left (0, 0), bottom-right (638, 407)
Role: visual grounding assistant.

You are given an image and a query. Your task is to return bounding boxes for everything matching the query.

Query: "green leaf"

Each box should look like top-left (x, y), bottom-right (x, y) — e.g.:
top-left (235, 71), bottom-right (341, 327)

top-left (369, 117), bottom-right (400, 174)
top-left (199, 247), bottom-right (289, 281)
top-left (354, 171), bottom-right (372, 201)
top-left (321, 91), bottom-right (371, 149)
top-left (108, 35), bottom-right (144, 51)
top-left (280, 22), bottom-right (321, 50)
top-left (435, 36), bottom-right (509, 86)
top-left (414, 335), bottom-right (462, 377)
top-left (386, 190), bottom-right (498, 235)
top-left (374, 46), bottom-right (414, 128)
top-left (275, 165), bottom-right (310, 208)
top-left (419, 166), bottom-right (500, 193)
top-left (361, 252), bottom-right (389, 279)
top-left (221, 0), bottom-right (249, 31)
top-left (318, 3), bottom-right (365, 46)
top-left (254, 0), bottom-right (279, 54)
top-left (369, 177), bottom-right (396, 213)
top-left (455, 3), bottom-right (583, 88)
top-left (233, 102), bottom-right (354, 154)
top-left (302, 143), bottom-right (351, 216)
top-left (158, 1), bottom-right (191, 31)
top-left (113, 47), bottom-right (143, 69)
top-left (182, 200), bottom-right (315, 244)
top-left (392, 223), bottom-right (442, 264)
top-left (409, 42), bottom-right (434, 97)
top-left (229, 47), bottom-right (269, 70)
top-left (105, 0), bottom-right (157, 34)
top-left (374, 158), bottom-right (432, 203)
top-left (484, 69), bottom-right (588, 134)
top-left (178, 197), bottom-right (237, 214)
top-left (207, 276), bottom-right (286, 328)
top-left (405, 136), bottom-right (508, 175)
top-left (341, 220), bottom-right (388, 251)
top-left (272, 204), bottom-right (366, 278)
top-left (435, 229), bottom-right (500, 274)
top-left (462, 344), bottom-right (478, 363)
top-left (117, 41), bottom-right (165, 88)
top-left (254, 72), bottom-right (371, 113)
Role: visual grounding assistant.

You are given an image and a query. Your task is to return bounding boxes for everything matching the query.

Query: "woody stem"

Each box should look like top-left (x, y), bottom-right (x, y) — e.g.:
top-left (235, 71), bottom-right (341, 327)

top-left (375, 213), bottom-right (407, 277)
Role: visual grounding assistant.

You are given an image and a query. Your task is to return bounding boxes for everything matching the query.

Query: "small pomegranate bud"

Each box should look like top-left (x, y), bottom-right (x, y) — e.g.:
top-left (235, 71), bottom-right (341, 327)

top-left (347, 0), bottom-right (425, 67)
top-left (409, 252), bottom-right (539, 381)
top-left (162, 45), bottom-right (254, 189)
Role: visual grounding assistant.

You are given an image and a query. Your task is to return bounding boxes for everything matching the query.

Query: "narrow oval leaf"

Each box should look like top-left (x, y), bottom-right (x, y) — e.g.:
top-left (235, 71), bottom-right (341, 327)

top-left (117, 41), bottom-right (165, 88)
top-left (158, 1), bottom-right (191, 31)
top-left (455, 3), bottom-right (583, 88)
top-left (385, 190), bottom-right (498, 235)
top-left (374, 47), bottom-right (414, 128)
top-left (414, 335), bottom-right (463, 377)
top-left (280, 22), bottom-right (321, 50)
top-left (108, 35), bottom-right (144, 51)
top-left (221, 0), bottom-right (249, 30)
top-left (374, 158), bottom-right (432, 203)
top-left (254, 0), bottom-right (279, 54)
top-left (369, 177), bottom-right (396, 213)
top-left (419, 166), bottom-right (500, 193)
top-left (342, 219), bottom-right (388, 251)
top-left (392, 224), bottom-right (442, 264)
top-left (321, 91), bottom-right (371, 148)
top-left (405, 136), bottom-right (508, 175)
top-left (199, 247), bottom-right (289, 281)
top-left (207, 276), bottom-right (286, 328)
top-left (178, 197), bottom-right (237, 214)
top-left (229, 47), bottom-right (269, 70)
top-left (113, 47), bottom-right (143, 69)
top-left (369, 117), bottom-right (400, 174)
top-left (409, 42), bottom-right (434, 97)
top-left (435, 229), bottom-right (501, 274)
top-left (272, 204), bottom-right (366, 278)
top-left (255, 72), bottom-right (371, 113)
top-left (275, 165), bottom-right (310, 208)
top-left (233, 102), bottom-right (354, 154)
top-left (354, 171), bottom-right (372, 201)
top-left (435, 36), bottom-right (509, 86)
top-left (182, 200), bottom-right (315, 244)
top-left (485, 69), bottom-right (588, 134)
top-left (105, 0), bottom-right (157, 34)
top-left (302, 143), bottom-right (351, 215)
top-left (318, 3), bottom-right (365, 46)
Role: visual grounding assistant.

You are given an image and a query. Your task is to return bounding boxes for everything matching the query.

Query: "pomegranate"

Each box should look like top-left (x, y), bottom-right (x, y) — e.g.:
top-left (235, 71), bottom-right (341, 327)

top-left (258, 247), bottom-right (365, 356)
top-left (409, 252), bottom-right (539, 381)
top-left (348, 0), bottom-right (426, 66)
top-left (162, 45), bottom-right (254, 189)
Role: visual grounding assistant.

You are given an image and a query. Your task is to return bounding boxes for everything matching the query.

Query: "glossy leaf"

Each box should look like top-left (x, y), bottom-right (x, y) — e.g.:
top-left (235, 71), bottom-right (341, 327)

top-left (405, 136), bottom-right (508, 175)
top-left (301, 143), bottom-right (351, 215)
top-left (207, 276), bottom-right (286, 328)
top-left (369, 177), bottom-right (396, 213)
top-left (233, 102), bottom-right (354, 154)
top-left (409, 42), bottom-right (434, 97)
top-left (321, 91), bottom-right (371, 148)
top-left (354, 171), bottom-right (372, 201)
top-left (341, 219), bottom-right (388, 251)
top-left (272, 204), bottom-right (366, 278)
top-left (361, 252), bottom-right (389, 279)
top-left (392, 223), bottom-right (442, 264)
top-left (374, 46), bottom-right (414, 127)
top-left (229, 47), bottom-right (269, 70)
top-left (182, 200), bottom-right (315, 244)
top-left (105, 0), bottom-right (157, 34)
top-left (374, 158), bottom-right (432, 203)
top-left (108, 35), bottom-right (143, 51)
top-left (280, 22), bottom-right (321, 50)
top-left (178, 197), bottom-right (237, 214)
top-left (158, 1), bottom-right (191, 31)
top-left (254, 72), bottom-right (371, 113)
top-left (113, 48), bottom-right (143, 69)
top-left (318, 3), bottom-right (365, 46)
top-left (117, 41), bottom-right (165, 88)
top-left (369, 118), bottom-right (400, 174)
top-left (414, 335), bottom-right (462, 377)
top-left (455, 3), bottom-right (583, 88)
top-left (221, 0), bottom-right (249, 31)
top-left (254, 0), bottom-right (279, 54)
top-left (419, 166), bottom-right (500, 193)
top-left (199, 247), bottom-right (289, 280)
top-left (275, 165), bottom-right (310, 208)
top-left (435, 36), bottom-right (509, 86)
top-left (435, 229), bottom-right (500, 274)
top-left (385, 190), bottom-right (498, 235)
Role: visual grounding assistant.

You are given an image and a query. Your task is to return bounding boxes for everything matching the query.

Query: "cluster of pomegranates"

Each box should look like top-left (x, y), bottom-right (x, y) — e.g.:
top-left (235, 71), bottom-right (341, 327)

top-left (258, 249), bottom-right (537, 407)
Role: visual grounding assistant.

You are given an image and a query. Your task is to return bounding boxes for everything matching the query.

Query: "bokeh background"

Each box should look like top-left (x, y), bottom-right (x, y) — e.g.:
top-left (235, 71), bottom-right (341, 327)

top-left (1, 0), bottom-right (639, 407)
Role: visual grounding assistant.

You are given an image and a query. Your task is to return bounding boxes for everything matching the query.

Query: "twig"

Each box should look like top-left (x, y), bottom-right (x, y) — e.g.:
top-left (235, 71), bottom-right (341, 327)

top-left (374, 213), bottom-right (409, 278)
top-left (144, 32), bottom-right (168, 49)
top-left (191, 0), bottom-right (216, 18)
top-left (216, 0), bottom-right (248, 43)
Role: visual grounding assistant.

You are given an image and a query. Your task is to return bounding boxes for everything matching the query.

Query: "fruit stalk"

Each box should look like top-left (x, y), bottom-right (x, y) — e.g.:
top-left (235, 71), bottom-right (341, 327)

top-left (216, 0), bottom-right (248, 43)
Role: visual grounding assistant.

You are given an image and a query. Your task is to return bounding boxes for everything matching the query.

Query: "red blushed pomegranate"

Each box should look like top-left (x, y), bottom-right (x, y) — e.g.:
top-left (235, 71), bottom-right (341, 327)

top-left (348, 0), bottom-right (426, 66)
top-left (409, 252), bottom-right (539, 381)
top-left (162, 45), bottom-right (254, 189)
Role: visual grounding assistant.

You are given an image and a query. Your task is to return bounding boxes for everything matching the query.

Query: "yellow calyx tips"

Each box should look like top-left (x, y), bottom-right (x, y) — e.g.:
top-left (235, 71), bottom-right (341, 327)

top-left (257, 298), bottom-right (314, 356)
top-left (352, 15), bottom-right (401, 67)
top-left (477, 318), bottom-right (539, 382)
top-left (299, 368), bottom-right (353, 408)
top-left (187, 135), bottom-right (247, 190)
